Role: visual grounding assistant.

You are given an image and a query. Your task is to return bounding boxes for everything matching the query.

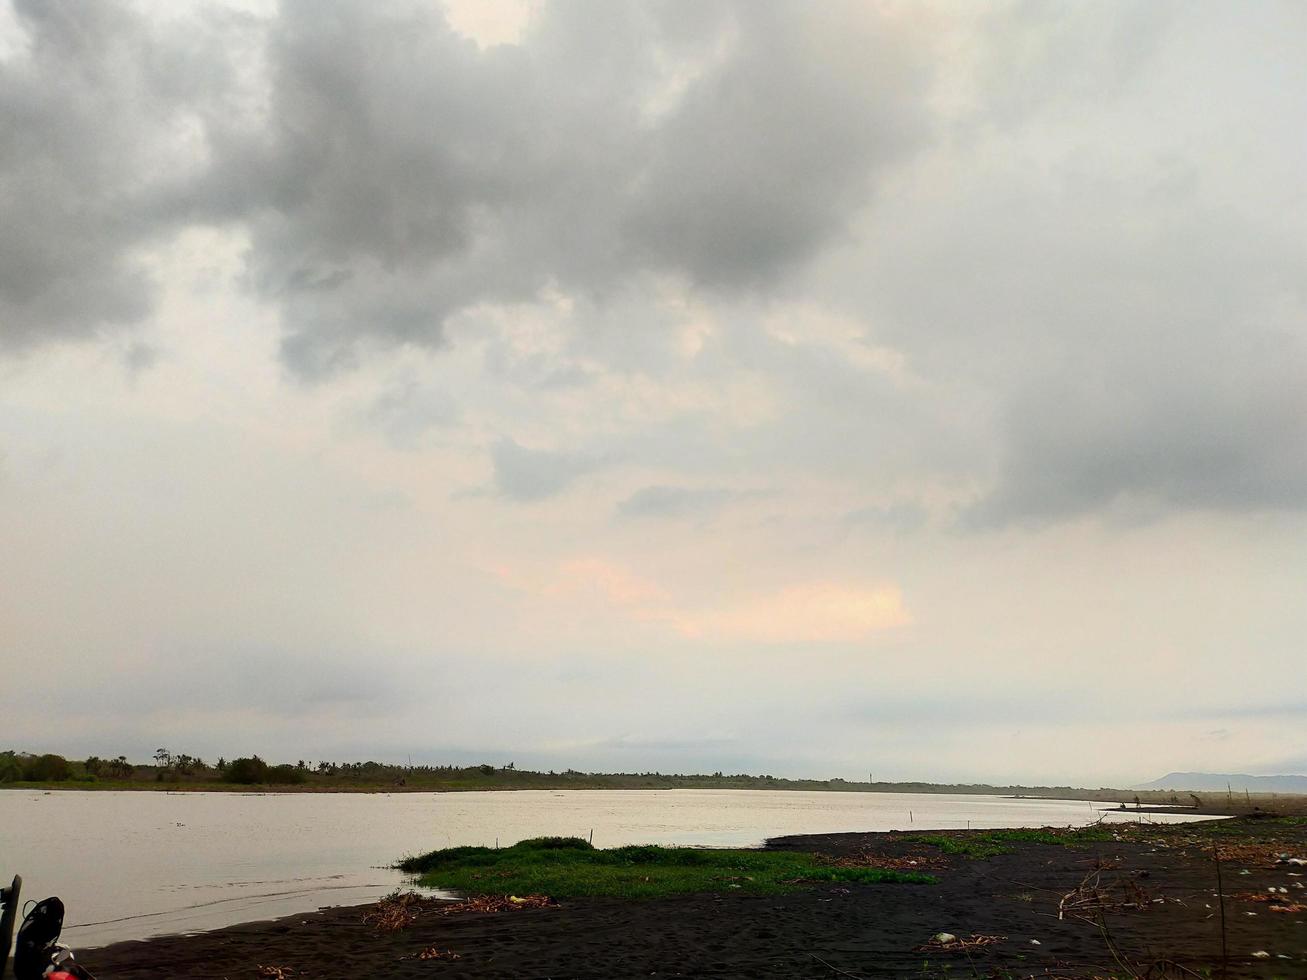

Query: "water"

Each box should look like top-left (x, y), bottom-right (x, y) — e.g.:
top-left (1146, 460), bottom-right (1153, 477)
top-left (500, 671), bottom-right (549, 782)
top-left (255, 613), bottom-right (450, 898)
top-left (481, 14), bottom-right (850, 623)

top-left (0, 788), bottom-right (1216, 947)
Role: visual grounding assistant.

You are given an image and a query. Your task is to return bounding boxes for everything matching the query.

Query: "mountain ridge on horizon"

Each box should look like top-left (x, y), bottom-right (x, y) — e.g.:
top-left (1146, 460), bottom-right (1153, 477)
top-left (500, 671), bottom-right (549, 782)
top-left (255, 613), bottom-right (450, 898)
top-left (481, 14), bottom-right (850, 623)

top-left (1133, 771), bottom-right (1307, 794)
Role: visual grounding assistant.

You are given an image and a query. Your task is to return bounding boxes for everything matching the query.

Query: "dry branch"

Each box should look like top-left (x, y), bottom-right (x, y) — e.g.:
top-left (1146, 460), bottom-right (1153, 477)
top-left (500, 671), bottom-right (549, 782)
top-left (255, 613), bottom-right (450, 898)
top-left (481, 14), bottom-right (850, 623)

top-left (1057, 863), bottom-right (1153, 923)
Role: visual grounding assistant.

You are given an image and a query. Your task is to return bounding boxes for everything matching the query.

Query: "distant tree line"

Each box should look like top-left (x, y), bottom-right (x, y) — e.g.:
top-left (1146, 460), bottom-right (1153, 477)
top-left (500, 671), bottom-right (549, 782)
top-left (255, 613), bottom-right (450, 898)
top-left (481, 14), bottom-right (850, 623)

top-left (0, 751), bottom-right (75, 782)
top-left (0, 749), bottom-right (533, 785)
top-left (1, 749), bottom-right (1255, 813)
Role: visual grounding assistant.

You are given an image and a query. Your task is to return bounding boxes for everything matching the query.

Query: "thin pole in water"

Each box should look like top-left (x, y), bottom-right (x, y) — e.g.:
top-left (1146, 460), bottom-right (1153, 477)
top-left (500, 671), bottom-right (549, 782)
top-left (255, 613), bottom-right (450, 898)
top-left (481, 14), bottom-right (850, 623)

top-left (589, 828), bottom-right (593, 845)
top-left (909, 810), bottom-right (913, 823)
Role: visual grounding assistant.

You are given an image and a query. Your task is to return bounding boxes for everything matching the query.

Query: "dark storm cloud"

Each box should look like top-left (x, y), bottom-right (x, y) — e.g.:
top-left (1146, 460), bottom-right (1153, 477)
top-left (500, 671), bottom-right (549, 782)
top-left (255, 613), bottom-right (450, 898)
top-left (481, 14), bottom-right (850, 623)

top-left (0, 0), bottom-right (935, 372)
top-left (5, 0), bottom-right (1304, 531)
top-left (0, 1), bottom-right (243, 348)
top-left (224, 0), bottom-right (934, 375)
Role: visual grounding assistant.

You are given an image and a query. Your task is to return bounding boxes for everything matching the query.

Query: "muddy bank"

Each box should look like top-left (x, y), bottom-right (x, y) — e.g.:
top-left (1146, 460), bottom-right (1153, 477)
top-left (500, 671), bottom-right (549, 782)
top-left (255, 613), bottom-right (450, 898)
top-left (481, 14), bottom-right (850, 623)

top-left (86, 818), bottom-right (1307, 978)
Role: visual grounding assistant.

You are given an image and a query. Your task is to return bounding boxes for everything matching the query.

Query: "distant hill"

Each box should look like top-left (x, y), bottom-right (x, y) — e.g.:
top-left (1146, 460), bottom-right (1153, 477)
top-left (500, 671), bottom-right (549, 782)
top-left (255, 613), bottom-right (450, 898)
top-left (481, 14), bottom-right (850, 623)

top-left (1134, 772), bottom-right (1307, 794)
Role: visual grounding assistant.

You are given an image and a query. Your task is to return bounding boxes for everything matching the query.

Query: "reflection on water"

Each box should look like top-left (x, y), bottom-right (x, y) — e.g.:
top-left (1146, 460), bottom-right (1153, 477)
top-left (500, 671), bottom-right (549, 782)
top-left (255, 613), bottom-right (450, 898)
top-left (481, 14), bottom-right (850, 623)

top-left (0, 788), bottom-right (1217, 947)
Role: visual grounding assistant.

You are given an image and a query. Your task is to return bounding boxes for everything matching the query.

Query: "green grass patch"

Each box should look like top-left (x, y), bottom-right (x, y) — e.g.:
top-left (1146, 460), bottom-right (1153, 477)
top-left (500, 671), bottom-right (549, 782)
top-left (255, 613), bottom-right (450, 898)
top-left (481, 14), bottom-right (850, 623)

top-left (399, 836), bottom-right (933, 899)
top-left (905, 827), bottom-right (1114, 859)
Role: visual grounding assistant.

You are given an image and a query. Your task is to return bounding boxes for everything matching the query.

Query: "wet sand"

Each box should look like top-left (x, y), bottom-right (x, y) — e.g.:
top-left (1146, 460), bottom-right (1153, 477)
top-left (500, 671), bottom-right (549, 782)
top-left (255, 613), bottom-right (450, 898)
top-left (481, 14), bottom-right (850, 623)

top-left (86, 817), bottom-right (1307, 978)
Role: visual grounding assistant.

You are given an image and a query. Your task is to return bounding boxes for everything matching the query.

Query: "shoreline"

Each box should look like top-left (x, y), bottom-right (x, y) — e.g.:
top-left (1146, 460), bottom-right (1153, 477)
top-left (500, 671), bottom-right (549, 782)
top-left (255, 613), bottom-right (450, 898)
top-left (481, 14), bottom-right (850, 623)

top-left (82, 816), bottom-right (1307, 978)
top-left (7, 782), bottom-right (1302, 818)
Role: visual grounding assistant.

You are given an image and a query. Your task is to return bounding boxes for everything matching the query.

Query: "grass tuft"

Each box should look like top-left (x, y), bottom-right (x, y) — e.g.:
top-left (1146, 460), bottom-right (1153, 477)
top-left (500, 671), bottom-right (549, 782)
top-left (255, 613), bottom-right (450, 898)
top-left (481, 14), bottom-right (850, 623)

top-left (399, 836), bottom-right (933, 898)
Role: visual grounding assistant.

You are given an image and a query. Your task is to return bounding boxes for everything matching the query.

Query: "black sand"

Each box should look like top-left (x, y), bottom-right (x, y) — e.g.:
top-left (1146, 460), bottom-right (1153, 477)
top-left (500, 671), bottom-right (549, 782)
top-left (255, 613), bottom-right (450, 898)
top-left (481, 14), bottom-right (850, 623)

top-left (86, 818), bottom-right (1307, 978)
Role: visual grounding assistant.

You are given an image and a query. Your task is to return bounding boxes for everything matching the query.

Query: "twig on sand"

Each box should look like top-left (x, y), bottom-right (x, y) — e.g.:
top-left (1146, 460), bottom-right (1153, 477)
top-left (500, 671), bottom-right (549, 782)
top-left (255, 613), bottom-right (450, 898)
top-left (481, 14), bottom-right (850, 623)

top-left (1096, 914), bottom-right (1139, 979)
top-left (994, 876), bottom-right (1068, 896)
top-left (1147, 959), bottom-right (1209, 980)
top-left (809, 952), bottom-right (864, 979)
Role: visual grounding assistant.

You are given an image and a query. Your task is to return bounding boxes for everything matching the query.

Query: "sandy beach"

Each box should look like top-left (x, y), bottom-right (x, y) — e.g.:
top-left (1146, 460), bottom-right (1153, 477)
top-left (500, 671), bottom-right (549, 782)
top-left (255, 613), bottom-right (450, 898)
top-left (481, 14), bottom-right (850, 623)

top-left (83, 817), bottom-right (1306, 979)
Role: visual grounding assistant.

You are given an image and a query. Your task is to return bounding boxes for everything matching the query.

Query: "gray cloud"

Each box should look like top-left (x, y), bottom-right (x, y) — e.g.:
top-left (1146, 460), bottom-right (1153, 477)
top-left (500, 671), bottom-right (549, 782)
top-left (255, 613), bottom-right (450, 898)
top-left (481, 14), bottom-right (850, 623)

top-left (972, 1), bottom-right (1176, 126)
top-left (843, 501), bottom-right (927, 534)
top-left (824, 2), bottom-right (1307, 527)
top-left (122, 341), bottom-right (159, 377)
top-left (235, 1), bottom-right (934, 375)
top-left (945, 199), bottom-right (1307, 525)
top-left (3, 0), bottom-right (279, 347)
top-left (619, 3), bottom-right (928, 289)
top-left (965, 344), bottom-right (1307, 527)
top-left (616, 485), bottom-right (750, 521)
top-left (489, 437), bottom-right (601, 502)
top-left (846, 693), bottom-right (1102, 730)
top-left (363, 378), bottom-right (458, 448)
top-left (1180, 702), bottom-right (1307, 722)
top-left (5, 0), bottom-right (1304, 533)
top-left (1, 0), bottom-right (936, 375)
top-left (70, 648), bottom-right (408, 720)
top-left (0, 1), bottom-right (228, 348)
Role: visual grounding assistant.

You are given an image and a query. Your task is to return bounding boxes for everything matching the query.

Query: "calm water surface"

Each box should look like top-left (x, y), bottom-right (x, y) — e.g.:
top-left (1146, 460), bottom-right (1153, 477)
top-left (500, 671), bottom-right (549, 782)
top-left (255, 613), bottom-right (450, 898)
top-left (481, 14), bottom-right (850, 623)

top-left (0, 789), bottom-right (1216, 946)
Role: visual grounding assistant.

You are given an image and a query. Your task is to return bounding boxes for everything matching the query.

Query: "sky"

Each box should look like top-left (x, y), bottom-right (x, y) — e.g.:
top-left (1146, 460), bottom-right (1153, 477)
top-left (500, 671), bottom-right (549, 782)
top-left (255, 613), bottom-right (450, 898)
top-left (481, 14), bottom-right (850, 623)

top-left (1, 0), bottom-right (1304, 786)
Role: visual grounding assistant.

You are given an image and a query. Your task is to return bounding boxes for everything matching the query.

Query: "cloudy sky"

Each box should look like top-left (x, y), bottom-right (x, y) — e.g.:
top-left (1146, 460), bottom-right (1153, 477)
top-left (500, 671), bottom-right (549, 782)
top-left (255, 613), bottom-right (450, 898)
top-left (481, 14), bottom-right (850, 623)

top-left (2, 0), bottom-right (1304, 786)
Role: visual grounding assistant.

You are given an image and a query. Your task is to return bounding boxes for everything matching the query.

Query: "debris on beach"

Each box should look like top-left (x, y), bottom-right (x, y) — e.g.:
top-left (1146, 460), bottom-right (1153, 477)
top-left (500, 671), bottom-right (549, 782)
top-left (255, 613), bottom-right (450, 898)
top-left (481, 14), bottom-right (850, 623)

top-left (400, 946), bottom-right (462, 961)
top-left (363, 891), bottom-right (556, 933)
top-left (439, 894), bottom-right (554, 915)
top-left (1216, 843), bottom-right (1297, 866)
top-left (1235, 892), bottom-right (1307, 914)
top-left (824, 847), bottom-right (948, 872)
top-left (1163, 837), bottom-right (1292, 868)
top-left (915, 932), bottom-right (1005, 952)
top-left (362, 891), bottom-right (427, 932)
